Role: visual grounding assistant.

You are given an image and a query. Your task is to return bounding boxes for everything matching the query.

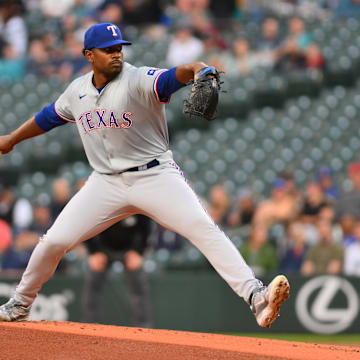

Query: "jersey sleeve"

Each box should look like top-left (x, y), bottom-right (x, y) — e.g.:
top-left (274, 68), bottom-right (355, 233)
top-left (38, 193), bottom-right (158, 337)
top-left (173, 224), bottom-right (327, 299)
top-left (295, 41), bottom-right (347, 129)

top-left (54, 82), bottom-right (76, 122)
top-left (130, 66), bottom-right (185, 105)
top-left (155, 67), bottom-right (186, 103)
top-left (35, 102), bottom-right (69, 131)
top-left (35, 82), bottom-right (76, 131)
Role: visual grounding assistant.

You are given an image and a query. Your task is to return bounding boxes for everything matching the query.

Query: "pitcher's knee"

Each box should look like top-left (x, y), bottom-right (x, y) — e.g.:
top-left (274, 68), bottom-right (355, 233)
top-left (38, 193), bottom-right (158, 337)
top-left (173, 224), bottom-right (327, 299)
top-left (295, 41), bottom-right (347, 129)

top-left (39, 234), bottom-right (70, 255)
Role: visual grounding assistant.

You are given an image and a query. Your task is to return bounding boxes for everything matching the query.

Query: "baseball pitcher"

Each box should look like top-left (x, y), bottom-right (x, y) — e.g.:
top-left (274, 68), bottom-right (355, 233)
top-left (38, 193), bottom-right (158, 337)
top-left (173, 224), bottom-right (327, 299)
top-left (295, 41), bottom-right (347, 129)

top-left (0, 23), bottom-right (289, 328)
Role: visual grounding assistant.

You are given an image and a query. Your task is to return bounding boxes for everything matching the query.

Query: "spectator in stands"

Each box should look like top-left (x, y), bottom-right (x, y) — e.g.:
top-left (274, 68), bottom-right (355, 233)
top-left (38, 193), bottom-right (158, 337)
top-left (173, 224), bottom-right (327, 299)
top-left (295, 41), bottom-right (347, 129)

top-left (234, 0), bottom-right (265, 22)
top-left (0, 201), bottom-right (52, 273)
top-left (0, 43), bottom-right (25, 80)
top-left (0, 219), bottom-right (12, 260)
top-left (227, 187), bottom-right (256, 228)
top-left (0, 233), bottom-right (36, 274)
top-left (189, 1), bottom-right (226, 51)
top-left (173, 0), bottom-right (211, 21)
top-left (256, 17), bottom-right (282, 69)
top-left (166, 24), bottom-right (204, 67)
top-left (252, 178), bottom-right (300, 230)
top-left (40, 32), bottom-right (60, 64)
top-left (0, 187), bottom-right (15, 227)
top-left (58, 32), bottom-right (89, 81)
top-left (50, 178), bottom-right (72, 221)
top-left (318, 203), bottom-right (335, 223)
top-left (279, 170), bottom-right (302, 204)
top-left (274, 37), bottom-right (307, 71)
top-left (258, 18), bottom-right (282, 51)
top-left (301, 219), bottom-right (344, 275)
top-left (163, 0), bottom-right (192, 27)
top-left (82, 215), bottom-right (153, 327)
top-left (316, 166), bottom-right (338, 201)
top-left (61, 13), bottom-right (77, 35)
top-left (224, 37), bottom-right (264, 77)
top-left (344, 220), bottom-right (360, 276)
top-left (339, 214), bottom-right (357, 247)
top-left (335, 162), bottom-right (360, 221)
top-left (274, 16), bottom-right (312, 72)
top-left (166, 0), bottom-right (217, 41)
top-left (0, 0), bottom-right (27, 57)
top-left (69, 0), bottom-right (93, 20)
top-left (28, 201), bottom-right (53, 234)
top-left (300, 182), bottom-right (327, 224)
top-left (318, 203), bottom-right (343, 244)
top-left (287, 16), bottom-right (312, 50)
top-left (239, 225), bottom-right (278, 277)
top-left (38, 0), bottom-right (76, 19)
top-left (0, 187), bottom-right (32, 233)
top-left (279, 221), bottom-right (308, 274)
top-left (305, 43), bottom-right (325, 71)
top-left (207, 184), bottom-right (230, 227)
top-left (27, 39), bottom-right (55, 77)
top-left (0, 0), bottom-right (27, 80)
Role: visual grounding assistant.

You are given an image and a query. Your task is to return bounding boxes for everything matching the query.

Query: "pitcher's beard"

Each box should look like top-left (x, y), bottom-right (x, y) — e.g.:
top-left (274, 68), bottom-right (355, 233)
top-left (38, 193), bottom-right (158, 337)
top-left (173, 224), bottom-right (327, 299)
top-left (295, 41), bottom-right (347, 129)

top-left (105, 62), bottom-right (123, 80)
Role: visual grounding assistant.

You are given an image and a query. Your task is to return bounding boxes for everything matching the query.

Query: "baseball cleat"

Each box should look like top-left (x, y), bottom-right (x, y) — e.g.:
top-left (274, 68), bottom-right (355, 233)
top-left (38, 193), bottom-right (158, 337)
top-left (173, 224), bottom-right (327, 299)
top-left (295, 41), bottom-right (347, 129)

top-left (0, 297), bottom-right (31, 322)
top-left (250, 275), bottom-right (290, 328)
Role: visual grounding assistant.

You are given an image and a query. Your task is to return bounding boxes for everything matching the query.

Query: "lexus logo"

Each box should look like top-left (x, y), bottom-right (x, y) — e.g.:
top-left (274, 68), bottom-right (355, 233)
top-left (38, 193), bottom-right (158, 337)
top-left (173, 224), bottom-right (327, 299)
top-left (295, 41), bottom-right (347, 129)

top-left (295, 276), bottom-right (359, 334)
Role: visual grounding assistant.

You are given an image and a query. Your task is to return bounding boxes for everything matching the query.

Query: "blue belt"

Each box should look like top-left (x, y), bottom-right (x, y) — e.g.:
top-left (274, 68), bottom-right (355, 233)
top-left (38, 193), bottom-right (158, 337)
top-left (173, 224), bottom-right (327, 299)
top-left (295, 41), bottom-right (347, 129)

top-left (105, 159), bottom-right (160, 175)
top-left (126, 159), bottom-right (160, 172)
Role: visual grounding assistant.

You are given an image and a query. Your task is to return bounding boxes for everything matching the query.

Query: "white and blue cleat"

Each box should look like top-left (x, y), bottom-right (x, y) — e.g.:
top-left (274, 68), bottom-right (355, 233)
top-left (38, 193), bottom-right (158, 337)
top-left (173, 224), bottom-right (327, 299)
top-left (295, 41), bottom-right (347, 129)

top-left (0, 297), bottom-right (31, 322)
top-left (250, 275), bottom-right (290, 328)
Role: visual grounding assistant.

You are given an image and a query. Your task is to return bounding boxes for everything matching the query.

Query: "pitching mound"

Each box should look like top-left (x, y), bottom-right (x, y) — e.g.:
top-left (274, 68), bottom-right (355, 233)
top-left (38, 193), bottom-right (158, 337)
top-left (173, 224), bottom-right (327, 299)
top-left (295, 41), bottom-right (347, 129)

top-left (0, 322), bottom-right (359, 360)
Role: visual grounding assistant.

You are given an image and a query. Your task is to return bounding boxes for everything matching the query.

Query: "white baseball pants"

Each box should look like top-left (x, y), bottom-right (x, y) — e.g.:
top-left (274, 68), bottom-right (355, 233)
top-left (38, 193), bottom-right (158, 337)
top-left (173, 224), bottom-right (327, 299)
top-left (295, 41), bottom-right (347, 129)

top-left (15, 161), bottom-right (259, 306)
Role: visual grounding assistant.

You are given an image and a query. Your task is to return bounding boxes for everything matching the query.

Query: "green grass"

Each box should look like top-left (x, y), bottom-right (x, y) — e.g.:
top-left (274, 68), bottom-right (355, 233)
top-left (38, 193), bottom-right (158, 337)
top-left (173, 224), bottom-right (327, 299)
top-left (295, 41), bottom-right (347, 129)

top-left (224, 333), bottom-right (360, 345)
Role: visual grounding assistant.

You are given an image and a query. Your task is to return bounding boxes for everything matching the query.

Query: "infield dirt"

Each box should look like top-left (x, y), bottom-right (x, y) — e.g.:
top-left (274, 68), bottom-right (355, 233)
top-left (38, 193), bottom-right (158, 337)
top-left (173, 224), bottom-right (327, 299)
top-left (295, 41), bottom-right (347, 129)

top-left (0, 321), bottom-right (359, 360)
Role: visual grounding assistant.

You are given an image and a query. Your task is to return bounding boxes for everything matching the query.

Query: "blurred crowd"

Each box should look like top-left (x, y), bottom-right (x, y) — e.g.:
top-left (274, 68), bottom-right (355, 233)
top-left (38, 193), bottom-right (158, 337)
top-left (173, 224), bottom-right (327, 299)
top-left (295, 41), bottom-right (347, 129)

top-left (0, 177), bottom-right (85, 276)
top-left (205, 162), bottom-right (360, 278)
top-left (0, 0), bottom-right (358, 82)
top-left (2, 161), bottom-right (360, 279)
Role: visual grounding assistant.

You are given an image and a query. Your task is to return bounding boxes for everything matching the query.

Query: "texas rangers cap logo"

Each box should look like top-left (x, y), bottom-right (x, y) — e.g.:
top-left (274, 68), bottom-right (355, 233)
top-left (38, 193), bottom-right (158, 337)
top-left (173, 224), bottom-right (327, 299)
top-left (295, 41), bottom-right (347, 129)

top-left (107, 25), bottom-right (118, 37)
top-left (84, 23), bottom-right (131, 50)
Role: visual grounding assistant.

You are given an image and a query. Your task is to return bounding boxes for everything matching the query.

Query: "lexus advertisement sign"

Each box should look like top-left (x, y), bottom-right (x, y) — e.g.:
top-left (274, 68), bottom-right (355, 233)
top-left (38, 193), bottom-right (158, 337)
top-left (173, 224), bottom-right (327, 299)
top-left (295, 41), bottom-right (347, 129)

top-left (295, 276), bottom-right (359, 334)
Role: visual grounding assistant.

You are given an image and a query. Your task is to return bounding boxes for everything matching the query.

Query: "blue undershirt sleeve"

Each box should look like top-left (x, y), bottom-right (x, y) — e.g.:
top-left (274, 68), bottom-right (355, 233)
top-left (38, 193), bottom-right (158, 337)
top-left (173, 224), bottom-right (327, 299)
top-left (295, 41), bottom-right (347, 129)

top-left (35, 102), bottom-right (69, 132)
top-left (155, 67), bottom-right (186, 103)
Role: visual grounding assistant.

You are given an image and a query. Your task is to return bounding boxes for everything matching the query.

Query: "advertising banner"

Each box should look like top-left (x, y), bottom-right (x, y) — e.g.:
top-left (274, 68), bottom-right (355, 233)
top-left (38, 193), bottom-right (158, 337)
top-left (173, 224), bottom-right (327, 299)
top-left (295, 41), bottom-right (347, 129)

top-left (0, 274), bottom-right (359, 334)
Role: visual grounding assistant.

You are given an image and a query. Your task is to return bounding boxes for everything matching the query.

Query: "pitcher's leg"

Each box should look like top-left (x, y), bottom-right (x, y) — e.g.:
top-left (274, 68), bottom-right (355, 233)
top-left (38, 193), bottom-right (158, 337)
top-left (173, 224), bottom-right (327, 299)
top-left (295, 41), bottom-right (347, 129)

top-left (129, 168), bottom-right (260, 302)
top-left (15, 172), bottom-right (134, 306)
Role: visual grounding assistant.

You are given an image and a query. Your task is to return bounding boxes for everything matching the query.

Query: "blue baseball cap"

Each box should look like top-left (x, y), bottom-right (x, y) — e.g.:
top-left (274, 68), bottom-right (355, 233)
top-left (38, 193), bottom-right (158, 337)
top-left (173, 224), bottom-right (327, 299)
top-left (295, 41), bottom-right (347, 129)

top-left (84, 23), bottom-right (132, 50)
top-left (272, 178), bottom-right (287, 190)
top-left (317, 166), bottom-right (333, 179)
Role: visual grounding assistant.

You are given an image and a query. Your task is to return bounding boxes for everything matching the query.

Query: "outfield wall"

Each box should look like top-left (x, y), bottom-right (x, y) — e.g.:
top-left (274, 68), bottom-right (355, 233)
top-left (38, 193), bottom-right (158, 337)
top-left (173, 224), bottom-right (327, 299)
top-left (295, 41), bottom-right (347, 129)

top-left (0, 273), bottom-right (358, 334)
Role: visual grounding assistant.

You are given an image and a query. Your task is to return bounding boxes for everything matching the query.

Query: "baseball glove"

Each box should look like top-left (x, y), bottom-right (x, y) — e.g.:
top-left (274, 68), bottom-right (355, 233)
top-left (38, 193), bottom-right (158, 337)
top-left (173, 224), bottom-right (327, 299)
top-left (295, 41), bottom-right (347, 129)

top-left (183, 66), bottom-right (222, 121)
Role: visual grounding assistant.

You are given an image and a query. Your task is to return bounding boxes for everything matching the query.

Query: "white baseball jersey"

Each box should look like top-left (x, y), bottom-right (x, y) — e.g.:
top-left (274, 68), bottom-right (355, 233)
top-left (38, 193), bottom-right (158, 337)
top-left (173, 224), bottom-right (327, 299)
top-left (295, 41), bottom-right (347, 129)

top-left (54, 62), bottom-right (171, 173)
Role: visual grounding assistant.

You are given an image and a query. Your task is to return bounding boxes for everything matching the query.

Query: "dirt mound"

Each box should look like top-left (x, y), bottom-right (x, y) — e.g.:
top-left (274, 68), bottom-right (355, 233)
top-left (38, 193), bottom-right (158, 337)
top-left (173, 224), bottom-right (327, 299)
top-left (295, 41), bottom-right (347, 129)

top-left (0, 322), bottom-right (359, 360)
